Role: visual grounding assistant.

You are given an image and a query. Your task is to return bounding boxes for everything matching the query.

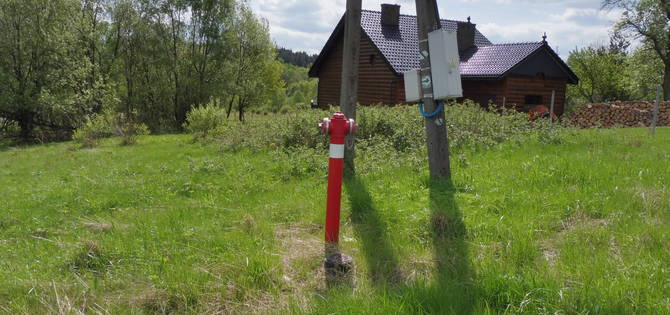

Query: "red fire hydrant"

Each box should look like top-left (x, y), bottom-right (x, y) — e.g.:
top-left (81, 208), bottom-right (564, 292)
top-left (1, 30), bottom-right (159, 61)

top-left (319, 112), bottom-right (356, 244)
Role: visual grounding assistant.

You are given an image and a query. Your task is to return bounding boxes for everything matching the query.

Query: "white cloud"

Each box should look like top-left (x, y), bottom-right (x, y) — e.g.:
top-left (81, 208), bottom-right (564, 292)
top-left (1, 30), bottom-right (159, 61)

top-left (480, 6), bottom-right (624, 57)
top-left (250, 0), bottom-right (621, 59)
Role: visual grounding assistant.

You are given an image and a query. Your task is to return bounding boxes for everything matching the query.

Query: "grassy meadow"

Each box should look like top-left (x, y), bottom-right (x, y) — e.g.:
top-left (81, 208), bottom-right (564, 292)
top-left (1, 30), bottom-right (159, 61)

top-left (0, 113), bottom-right (669, 313)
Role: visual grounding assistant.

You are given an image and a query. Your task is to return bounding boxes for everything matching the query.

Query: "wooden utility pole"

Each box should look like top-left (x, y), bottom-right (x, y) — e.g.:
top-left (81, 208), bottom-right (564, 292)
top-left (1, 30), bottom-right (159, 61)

top-left (651, 86), bottom-right (661, 135)
top-left (415, 0), bottom-right (451, 178)
top-left (340, 0), bottom-right (362, 176)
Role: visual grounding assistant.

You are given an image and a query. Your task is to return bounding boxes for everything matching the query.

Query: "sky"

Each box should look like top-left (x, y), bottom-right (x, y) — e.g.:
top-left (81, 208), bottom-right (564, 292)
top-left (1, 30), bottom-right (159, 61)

top-left (249, 0), bottom-right (624, 60)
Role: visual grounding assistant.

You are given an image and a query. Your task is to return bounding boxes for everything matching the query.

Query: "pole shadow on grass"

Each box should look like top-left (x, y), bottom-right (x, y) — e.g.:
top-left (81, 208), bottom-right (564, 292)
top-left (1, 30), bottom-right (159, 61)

top-left (419, 178), bottom-right (476, 314)
top-left (345, 175), bottom-right (403, 285)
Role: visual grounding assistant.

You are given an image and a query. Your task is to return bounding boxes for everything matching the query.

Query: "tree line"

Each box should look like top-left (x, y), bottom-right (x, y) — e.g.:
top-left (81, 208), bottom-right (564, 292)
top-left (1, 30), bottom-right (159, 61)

top-left (567, 0), bottom-right (669, 109)
top-left (0, 0), bottom-right (302, 142)
top-left (276, 47), bottom-right (317, 68)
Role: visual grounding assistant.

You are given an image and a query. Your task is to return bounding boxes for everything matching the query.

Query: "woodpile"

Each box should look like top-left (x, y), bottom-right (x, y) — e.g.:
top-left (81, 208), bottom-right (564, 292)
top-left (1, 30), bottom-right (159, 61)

top-left (570, 101), bottom-right (670, 128)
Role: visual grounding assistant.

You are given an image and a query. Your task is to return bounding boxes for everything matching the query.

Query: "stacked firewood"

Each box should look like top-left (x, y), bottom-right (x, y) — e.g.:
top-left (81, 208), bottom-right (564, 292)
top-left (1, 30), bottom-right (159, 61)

top-left (570, 101), bottom-right (670, 128)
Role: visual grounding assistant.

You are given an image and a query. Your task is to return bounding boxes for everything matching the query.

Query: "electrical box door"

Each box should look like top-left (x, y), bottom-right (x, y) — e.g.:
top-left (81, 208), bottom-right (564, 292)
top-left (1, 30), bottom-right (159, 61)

top-left (403, 69), bottom-right (422, 102)
top-left (428, 29), bottom-right (463, 100)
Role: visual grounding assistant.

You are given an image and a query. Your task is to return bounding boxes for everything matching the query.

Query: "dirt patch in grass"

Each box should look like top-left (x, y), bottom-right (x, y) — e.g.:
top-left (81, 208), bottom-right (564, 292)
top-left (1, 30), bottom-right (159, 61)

top-left (131, 289), bottom-right (196, 314)
top-left (82, 221), bottom-right (113, 233)
top-left (609, 236), bottom-right (623, 261)
top-left (239, 214), bottom-right (257, 234)
top-left (541, 210), bottom-right (612, 270)
top-left (541, 245), bottom-right (559, 269)
top-left (634, 186), bottom-right (668, 212)
top-left (476, 242), bottom-right (503, 261)
top-left (274, 223), bottom-right (325, 311)
top-left (400, 253), bottom-right (435, 283)
top-left (201, 287), bottom-right (279, 315)
top-left (202, 223), bottom-right (324, 314)
top-left (275, 223), bottom-right (324, 285)
top-left (36, 282), bottom-right (102, 315)
top-left (559, 210), bottom-right (611, 233)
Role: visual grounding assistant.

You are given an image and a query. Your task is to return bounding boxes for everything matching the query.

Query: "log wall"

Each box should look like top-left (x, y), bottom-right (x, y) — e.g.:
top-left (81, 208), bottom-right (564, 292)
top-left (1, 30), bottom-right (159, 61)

top-left (316, 35), bottom-right (400, 108)
top-left (503, 77), bottom-right (567, 115)
top-left (316, 39), bottom-right (571, 113)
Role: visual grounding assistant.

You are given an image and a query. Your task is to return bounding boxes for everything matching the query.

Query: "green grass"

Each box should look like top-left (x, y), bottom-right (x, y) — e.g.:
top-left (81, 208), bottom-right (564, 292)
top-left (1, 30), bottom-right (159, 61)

top-left (1, 127), bottom-right (669, 314)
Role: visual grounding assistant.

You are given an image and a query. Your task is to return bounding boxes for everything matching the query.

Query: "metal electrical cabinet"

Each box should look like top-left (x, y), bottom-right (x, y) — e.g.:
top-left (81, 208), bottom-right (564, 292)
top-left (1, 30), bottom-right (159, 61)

top-left (428, 29), bottom-right (462, 100)
top-left (404, 29), bottom-right (463, 102)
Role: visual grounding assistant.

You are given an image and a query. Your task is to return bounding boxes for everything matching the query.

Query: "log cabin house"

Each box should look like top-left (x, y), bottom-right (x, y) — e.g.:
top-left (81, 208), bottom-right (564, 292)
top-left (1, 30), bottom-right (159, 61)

top-left (308, 4), bottom-right (579, 116)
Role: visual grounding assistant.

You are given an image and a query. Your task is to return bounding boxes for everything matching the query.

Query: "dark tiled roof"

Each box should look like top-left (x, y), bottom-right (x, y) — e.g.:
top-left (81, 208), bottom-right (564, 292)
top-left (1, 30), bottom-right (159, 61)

top-left (310, 10), bottom-right (578, 83)
top-left (360, 10), bottom-right (492, 74)
top-left (459, 42), bottom-right (544, 78)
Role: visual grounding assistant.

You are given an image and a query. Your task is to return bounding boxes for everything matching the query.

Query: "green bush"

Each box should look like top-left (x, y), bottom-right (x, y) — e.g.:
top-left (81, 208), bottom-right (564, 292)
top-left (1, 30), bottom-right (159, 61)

top-left (0, 118), bottom-right (20, 142)
top-left (184, 103), bottom-right (226, 139)
top-left (73, 112), bottom-right (115, 148)
top-left (213, 101), bottom-right (566, 154)
top-left (114, 112), bottom-right (150, 146)
top-left (73, 110), bottom-right (149, 148)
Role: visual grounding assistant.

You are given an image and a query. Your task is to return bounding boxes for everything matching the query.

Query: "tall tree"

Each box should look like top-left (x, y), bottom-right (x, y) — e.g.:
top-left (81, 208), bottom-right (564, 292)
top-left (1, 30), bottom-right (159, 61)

top-left (0, 0), bottom-right (287, 140)
top-left (0, 0), bottom-right (109, 141)
top-left (604, 0), bottom-right (670, 100)
top-left (567, 44), bottom-right (631, 104)
top-left (225, 5), bottom-right (282, 121)
top-left (625, 42), bottom-right (665, 100)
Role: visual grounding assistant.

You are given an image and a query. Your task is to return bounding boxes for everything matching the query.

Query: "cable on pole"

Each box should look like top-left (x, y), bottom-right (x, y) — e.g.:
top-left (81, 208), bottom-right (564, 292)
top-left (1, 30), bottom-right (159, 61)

top-left (418, 102), bottom-right (445, 118)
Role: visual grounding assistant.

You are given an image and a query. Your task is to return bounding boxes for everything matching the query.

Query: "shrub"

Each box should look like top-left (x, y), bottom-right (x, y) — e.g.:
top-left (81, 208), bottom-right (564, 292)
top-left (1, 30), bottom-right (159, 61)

top-left (0, 118), bottom-right (20, 142)
top-left (114, 112), bottom-right (150, 146)
top-left (213, 110), bottom-right (328, 151)
top-left (276, 113), bottom-right (328, 149)
top-left (213, 101), bottom-right (565, 155)
top-left (73, 110), bottom-right (149, 147)
top-left (443, 100), bottom-right (533, 149)
top-left (184, 102), bottom-right (226, 139)
top-left (531, 118), bottom-right (571, 144)
top-left (73, 112), bottom-right (115, 148)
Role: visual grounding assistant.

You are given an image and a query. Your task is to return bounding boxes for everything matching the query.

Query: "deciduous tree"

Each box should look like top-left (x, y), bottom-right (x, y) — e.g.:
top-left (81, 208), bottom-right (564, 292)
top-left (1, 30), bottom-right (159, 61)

top-left (604, 0), bottom-right (670, 100)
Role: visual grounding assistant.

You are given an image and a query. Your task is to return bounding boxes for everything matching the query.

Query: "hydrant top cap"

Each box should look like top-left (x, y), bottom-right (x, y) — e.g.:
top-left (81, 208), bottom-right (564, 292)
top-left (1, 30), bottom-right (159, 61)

top-left (331, 112), bottom-right (346, 120)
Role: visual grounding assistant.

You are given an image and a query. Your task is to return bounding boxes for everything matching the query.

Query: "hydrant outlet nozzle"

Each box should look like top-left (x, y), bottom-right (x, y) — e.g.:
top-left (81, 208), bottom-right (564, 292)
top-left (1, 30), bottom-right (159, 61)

top-left (319, 118), bottom-right (330, 135)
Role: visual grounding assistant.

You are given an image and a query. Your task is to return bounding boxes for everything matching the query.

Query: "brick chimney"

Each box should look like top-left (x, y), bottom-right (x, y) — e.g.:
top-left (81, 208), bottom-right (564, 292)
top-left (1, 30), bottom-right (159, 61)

top-left (457, 17), bottom-right (476, 52)
top-left (381, 4), bottom-right (400, 27)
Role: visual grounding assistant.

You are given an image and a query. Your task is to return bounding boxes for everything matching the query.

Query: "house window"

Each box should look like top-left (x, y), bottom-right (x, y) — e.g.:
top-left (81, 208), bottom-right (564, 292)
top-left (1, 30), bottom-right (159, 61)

top-left (525, 95), bottom-right (543, 105)
top-left (369, 54), bottom-right (376, 65)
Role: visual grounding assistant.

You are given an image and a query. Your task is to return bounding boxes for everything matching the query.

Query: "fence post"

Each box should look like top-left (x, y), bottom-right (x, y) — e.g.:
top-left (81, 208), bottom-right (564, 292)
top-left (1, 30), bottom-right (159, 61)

top-left (651, 86), bottom-right (661, 135)
top-left (550, 90), bottom-right (555, 123)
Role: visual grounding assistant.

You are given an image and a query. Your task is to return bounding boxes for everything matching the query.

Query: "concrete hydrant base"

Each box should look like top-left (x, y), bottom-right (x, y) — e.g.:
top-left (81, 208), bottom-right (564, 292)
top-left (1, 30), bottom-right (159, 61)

top-left (324, 253), bottom-right (354, 286)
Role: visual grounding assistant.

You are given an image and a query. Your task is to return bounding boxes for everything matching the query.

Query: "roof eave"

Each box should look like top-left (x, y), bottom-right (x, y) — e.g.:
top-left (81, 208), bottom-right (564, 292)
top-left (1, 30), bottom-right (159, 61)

top-left (461, 75), bottom-right (504, 80)
top-left (543, 44), bottom-right (580, 84)
top-left (501, 43), bottom-right (579, 84)
top-left (308, 17), bottom-right (345, 78)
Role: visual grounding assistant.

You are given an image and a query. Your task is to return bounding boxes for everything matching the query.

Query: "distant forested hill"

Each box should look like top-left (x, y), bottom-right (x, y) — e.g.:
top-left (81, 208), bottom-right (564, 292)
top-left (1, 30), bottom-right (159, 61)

top-left (277, 48), bottom-right (318, 67)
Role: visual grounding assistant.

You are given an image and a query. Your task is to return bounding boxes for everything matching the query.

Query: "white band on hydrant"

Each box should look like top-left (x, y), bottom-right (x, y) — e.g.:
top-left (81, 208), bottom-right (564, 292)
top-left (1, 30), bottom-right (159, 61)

top-left (329, 144), bottom-right (345, 159)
